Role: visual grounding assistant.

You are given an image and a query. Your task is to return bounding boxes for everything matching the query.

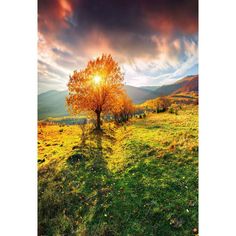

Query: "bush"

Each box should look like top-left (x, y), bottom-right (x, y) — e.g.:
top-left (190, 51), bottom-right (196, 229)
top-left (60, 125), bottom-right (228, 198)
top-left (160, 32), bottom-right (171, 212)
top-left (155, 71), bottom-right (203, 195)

top-left (168, 104), bottom-right (179, 115)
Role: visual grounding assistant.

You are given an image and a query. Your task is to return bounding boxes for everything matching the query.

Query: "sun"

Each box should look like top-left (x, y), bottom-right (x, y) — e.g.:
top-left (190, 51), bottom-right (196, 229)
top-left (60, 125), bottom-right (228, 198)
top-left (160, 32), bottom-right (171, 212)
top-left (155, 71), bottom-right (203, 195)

top-left (93, 75), bottom-right (101, 84)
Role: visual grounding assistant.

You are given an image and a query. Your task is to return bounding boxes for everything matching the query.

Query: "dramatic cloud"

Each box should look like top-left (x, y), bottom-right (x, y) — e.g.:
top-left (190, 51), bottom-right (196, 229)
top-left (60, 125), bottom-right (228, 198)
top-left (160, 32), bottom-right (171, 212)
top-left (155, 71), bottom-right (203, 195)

top-left (38, 0), bottom-right (198, 93)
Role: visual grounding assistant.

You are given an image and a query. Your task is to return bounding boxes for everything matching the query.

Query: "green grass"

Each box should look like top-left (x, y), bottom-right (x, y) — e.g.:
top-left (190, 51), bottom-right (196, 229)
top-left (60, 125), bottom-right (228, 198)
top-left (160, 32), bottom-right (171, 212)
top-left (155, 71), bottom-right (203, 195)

top-left (38, 105), bottom-right (198, 235)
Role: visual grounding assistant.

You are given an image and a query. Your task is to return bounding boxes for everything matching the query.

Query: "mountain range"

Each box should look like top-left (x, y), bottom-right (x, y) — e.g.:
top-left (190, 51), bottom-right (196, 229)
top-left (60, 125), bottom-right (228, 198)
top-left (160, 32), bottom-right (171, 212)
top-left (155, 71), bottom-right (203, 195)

top-left (38, 75), bottom-right (198, 119)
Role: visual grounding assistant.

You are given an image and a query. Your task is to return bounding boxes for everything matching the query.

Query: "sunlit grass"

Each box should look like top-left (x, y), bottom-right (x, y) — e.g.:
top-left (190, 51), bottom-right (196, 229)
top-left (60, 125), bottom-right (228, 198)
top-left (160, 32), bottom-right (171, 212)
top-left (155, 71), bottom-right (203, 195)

top-left (38, 105), bottom-right (198, 235)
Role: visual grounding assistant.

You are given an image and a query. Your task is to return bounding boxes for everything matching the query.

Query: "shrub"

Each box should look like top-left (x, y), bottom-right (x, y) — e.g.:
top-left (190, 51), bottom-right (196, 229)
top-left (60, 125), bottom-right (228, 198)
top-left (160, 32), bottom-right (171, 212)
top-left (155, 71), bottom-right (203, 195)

top-left (153, 96), bottom-right (171, 113)
top-left (168, 104), bottom-right (179, 115)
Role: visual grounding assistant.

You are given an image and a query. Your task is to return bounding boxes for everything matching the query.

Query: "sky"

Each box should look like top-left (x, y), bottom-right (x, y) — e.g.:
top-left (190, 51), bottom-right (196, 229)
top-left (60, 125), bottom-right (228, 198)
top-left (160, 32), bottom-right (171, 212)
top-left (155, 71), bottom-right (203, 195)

top-left (38, 0), bottom-right (198, 94)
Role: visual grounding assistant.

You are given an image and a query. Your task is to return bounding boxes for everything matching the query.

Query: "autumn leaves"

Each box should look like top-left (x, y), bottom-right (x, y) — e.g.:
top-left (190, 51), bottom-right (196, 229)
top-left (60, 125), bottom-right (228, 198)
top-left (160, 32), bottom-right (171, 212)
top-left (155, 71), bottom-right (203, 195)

top-left (66, 54), bottom-right (134, 130)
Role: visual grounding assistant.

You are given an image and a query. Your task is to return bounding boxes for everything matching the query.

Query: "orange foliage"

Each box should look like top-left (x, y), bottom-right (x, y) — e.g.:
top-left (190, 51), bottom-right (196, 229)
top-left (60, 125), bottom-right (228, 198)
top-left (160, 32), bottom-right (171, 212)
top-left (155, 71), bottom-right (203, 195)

top-left (66, 54), bottom-right (124, 130)
top-left (114, 93), bottom-right (135, 123)
top-left (147, 96), bottom-right (171, 112)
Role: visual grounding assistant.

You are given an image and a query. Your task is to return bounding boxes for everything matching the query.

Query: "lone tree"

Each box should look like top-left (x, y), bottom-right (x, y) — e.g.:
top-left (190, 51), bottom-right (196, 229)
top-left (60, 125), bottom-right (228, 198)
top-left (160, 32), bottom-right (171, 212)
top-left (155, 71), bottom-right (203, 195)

top-left (66, 54), bottom-right (124, 131)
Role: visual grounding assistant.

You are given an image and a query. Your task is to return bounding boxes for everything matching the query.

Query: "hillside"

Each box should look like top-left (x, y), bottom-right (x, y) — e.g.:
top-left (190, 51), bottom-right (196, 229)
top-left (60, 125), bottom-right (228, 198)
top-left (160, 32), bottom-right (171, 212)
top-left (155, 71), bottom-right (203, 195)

top-left (149, 75), bottom-right (198, 99)
top-left (38, 90), bottom-right (68, 119)
top-left (140, 85), bottom-right (160, 91)
top-left (124, 85), bottom-right (153, 104)
top-left (38, 75), bottom-right (198, 119)
top-left (38, 106), bottom-right (198, 235)
top-left (173, 76), bottom-right (198, 94)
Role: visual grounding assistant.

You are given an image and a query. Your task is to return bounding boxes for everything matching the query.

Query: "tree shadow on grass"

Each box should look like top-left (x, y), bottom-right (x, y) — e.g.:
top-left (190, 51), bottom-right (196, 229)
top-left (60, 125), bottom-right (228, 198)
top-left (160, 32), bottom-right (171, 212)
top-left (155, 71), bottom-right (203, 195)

top-left (38, 130), bottom-right (198, 236)
top-left (38, 131), bottom-right (116, 235)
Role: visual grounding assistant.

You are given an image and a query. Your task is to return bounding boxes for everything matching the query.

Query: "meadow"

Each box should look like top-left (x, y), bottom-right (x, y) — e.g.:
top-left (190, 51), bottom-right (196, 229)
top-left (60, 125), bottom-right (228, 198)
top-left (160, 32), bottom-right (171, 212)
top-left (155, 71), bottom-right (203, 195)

top-left (38, 105), bottom-right (198, 235)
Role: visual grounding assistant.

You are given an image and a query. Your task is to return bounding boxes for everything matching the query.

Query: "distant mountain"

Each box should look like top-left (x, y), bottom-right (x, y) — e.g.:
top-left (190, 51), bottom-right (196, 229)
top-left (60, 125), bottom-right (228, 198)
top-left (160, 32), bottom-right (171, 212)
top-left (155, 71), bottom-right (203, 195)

top-left (172, 75), bottom-right (198, 94)
top-left (124, 85), bottom-right (153, 104)
top-left (126, 75), bottom-right (198, 103)
top-left (140, 86), bottom-right (160, 91)
top-left (38, 90), bottom-right (68, 119)
top-left (38, 75), bottom-right (198, 119)
top-left (148, 75), bottom-right (198, 99)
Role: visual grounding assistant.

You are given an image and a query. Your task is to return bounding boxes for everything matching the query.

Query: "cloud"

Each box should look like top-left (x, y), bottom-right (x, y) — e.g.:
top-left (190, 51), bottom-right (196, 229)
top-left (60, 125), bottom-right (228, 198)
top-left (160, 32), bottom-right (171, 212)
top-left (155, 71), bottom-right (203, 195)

top-left (143, 0), bottom-right (198, 34)
top-left (38, 0), bottom-right (198, 92)
top-left (38, 0), bottom-right (73, 32)
top-left (121, 38), bottom-right (198, 87)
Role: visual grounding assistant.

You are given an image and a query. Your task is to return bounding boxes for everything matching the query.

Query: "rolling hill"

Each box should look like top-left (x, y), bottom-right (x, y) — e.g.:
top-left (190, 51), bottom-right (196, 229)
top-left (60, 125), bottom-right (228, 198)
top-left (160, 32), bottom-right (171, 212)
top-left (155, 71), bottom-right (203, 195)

top-left (38, 90), bottom-right (68, 119)
top-left (172, 75), bottom-right (198, 94)
top-left (140, 86), bottom-right (160, 91)
top-left (124, 85), bottom-right (153, 104)
top-left (38, 75), bottom-right (198, 119)
top-left (149, 75), bottom-right (198, 99)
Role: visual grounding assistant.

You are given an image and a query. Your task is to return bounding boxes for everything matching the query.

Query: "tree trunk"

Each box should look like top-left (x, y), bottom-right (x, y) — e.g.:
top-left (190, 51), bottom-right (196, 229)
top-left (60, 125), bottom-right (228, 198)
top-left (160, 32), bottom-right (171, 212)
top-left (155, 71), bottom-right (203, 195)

top-left (96, 111), bottom-right (101, 130)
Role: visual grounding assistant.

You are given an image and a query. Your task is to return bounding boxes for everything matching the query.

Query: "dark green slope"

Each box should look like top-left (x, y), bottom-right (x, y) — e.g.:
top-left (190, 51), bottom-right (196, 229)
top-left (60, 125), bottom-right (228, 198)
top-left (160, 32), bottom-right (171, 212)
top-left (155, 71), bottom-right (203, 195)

top-left (38, 90), bottom-right (68, 119)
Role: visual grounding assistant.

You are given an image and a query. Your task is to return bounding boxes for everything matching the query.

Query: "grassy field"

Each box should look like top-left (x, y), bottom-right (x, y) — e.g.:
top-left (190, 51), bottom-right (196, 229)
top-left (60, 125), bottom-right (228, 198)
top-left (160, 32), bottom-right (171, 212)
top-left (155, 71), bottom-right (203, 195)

top-left (38, 105), bottom-right (198, 235)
